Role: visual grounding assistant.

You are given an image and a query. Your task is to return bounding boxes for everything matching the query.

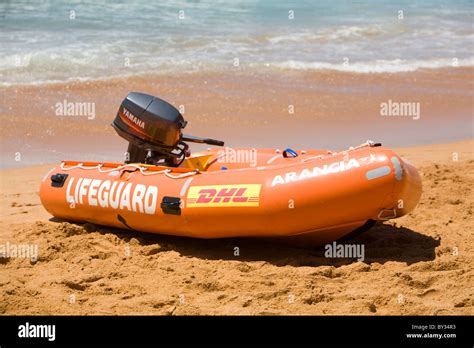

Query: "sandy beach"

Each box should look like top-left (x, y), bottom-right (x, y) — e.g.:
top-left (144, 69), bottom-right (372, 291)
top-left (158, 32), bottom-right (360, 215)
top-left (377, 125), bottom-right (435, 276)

top-left (1, 64), bottom-right (473, 315)
top-left (1, 30), bottom-right (473, 315)
top-left (1, 95), bottom-right (472, 316)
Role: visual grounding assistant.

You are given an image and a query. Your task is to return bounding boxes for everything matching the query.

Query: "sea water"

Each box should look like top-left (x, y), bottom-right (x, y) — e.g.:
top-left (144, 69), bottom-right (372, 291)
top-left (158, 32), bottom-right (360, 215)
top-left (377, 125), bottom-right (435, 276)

top-left (0, 0), bottom-right (473, 86)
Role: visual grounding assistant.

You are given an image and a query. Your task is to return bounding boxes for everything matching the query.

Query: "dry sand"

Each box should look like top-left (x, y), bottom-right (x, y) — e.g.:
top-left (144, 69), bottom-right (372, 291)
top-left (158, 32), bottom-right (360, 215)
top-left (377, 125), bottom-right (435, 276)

top-left (1, 140), bottom-right (472, 315)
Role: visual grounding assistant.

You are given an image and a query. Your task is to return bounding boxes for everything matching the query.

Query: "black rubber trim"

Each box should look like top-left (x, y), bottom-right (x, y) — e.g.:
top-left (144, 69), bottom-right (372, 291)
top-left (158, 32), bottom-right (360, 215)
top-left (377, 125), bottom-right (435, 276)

top-left (161, 196), bottom-right (181, 215)
top-left (51, 173), bottom-right (68, 188)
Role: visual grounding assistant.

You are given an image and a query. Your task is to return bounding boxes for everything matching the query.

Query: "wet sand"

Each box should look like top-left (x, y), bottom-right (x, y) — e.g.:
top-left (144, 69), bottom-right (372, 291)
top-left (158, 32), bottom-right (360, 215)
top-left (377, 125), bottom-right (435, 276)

top-left (0, 139), bottom-right (472, 315)
top-left (1, 67), bottom-right (473, 167)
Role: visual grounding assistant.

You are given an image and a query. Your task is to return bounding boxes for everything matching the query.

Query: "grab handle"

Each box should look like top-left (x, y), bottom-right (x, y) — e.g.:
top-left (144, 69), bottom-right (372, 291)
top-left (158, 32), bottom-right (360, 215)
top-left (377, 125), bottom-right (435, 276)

top-left (283, 148), bottom-right (298, 158)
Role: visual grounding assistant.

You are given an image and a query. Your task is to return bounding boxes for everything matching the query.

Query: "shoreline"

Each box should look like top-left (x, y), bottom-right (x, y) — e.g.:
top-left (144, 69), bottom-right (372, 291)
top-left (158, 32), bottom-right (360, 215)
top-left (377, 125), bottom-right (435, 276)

top-left (1, 65), bottom-right (472, 90)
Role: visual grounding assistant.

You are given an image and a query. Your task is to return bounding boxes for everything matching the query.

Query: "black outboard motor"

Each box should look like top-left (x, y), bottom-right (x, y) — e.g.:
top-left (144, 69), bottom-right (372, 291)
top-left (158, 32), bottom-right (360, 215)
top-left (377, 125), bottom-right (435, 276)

top-left (112, 92), bottom-right (224, 166)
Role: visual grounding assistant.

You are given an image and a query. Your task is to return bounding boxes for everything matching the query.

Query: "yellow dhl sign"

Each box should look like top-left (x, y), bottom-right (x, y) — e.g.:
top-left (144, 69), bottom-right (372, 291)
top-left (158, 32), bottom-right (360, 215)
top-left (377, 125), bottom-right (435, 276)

top-left (186, 184), bottom-right (261, 207)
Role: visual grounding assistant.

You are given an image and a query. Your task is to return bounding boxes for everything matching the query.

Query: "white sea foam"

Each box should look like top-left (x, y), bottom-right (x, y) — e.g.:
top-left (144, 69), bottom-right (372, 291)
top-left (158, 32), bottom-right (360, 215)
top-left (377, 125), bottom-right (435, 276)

top-left (267, 25), bottom-right (386, 44)
top-left (272, 57), bottom-right (474, 73)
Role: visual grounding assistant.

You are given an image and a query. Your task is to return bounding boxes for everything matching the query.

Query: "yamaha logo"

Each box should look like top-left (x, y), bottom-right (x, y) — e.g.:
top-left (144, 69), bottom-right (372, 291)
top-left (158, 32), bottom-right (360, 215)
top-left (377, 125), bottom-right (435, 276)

top-left (122, 107), bottom-right (145, 129)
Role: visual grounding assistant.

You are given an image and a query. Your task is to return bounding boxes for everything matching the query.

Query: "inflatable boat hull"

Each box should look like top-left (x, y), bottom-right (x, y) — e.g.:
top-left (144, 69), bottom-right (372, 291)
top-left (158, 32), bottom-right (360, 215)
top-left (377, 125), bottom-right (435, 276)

top-left (39, 145), bottom-right (422, 245)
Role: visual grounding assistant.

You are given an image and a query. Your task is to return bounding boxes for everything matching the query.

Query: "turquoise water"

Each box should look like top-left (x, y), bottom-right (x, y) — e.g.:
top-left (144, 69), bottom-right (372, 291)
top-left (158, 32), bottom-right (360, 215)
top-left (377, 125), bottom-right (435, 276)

top-left (1, 0), bottom-right (473, 85)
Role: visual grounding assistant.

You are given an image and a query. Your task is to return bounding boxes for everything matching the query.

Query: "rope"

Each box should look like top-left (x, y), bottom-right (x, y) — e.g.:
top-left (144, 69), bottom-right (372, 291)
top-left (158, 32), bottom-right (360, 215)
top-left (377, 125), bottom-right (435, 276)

top-left (59, 141), bottom-right (376, 175)
top-left (301, 140), bottom-right (375, 163)
top-left (164, 170), bottom-right (200, 178)
top-left (301, 155), bottom-right (325, 163)
top-left (352, 140), bottom-right (375, 150)
top-left (60, 162), bottom-right (199, 179)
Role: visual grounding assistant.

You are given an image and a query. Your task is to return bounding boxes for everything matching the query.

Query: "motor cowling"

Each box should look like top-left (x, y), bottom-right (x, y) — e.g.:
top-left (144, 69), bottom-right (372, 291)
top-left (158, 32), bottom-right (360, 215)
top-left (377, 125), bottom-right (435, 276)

top-left (112, 92), bottom-right (224, 165)
top-left (112, 92), bottom-right (188, 164)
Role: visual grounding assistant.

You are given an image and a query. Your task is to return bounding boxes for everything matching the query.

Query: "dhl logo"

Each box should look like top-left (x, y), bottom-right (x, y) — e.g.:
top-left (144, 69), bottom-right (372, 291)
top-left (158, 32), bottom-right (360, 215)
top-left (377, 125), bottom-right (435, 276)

top-left (186, 184), bottom-right (261, 207)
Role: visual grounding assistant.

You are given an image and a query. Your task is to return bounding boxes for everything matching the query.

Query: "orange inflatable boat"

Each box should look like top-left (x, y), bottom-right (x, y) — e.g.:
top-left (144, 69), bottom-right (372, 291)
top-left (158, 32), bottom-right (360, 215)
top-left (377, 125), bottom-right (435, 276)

top-left (40, 93), bottom-right (422, 245)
